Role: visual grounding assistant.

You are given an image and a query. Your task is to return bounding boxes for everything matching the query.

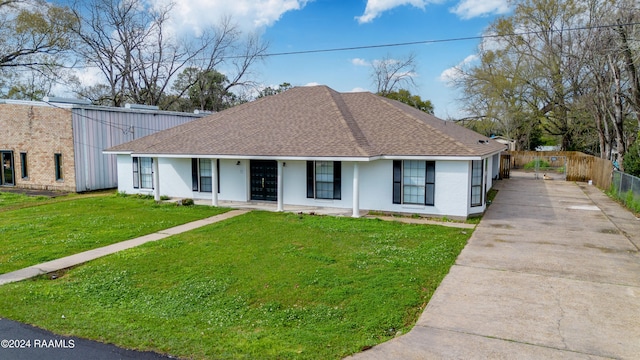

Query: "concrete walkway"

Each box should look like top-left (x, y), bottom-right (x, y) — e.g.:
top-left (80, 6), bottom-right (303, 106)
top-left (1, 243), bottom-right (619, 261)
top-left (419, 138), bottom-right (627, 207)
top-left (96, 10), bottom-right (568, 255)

top-left (348, 172), bottom-right (640, 359)
top-left (0, 209), bottom-right (249, 286)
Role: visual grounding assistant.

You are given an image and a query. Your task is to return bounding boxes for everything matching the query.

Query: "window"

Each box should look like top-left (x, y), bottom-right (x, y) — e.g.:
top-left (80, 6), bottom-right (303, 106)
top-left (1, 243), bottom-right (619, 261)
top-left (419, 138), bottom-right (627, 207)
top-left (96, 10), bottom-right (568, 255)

top-left (191, 159), bottom-right (220, 193)
top-left (20, 152), bottom-right (27, 179)
top-left (392, 160), bottom-right (435, 206)
top-left (471, 160), bottom-right (483, 207)
top-left (54, 153), bottom-right (63, 181)
top-left (306, 161), bottom-right (341, 200)
top-left (132, 157), bottom-right (153, 189)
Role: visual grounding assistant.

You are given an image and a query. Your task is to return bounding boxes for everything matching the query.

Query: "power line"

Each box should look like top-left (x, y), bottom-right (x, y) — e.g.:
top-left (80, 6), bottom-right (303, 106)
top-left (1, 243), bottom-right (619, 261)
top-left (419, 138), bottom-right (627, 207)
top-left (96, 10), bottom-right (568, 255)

top-left (17, 20), bottom-right (640, 70)
top-left (227, 21), bottom-right (640, 58)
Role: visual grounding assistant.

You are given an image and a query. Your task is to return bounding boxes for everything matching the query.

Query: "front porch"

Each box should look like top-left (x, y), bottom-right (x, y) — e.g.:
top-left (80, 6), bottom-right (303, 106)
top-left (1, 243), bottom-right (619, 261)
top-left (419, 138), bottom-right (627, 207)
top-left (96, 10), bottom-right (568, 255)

top-left (194, 199), bottom-right (364, 217)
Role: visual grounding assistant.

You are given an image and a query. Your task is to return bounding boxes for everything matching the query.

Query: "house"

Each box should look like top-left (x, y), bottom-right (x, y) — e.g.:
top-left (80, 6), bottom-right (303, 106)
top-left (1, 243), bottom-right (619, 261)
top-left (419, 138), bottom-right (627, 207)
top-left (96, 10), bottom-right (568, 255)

top-left (0, 98), bottom-right (204, 192)
top-left (105, 86), bottom-right (505, 219)
top-left (491, 135), bottom-right (516, 151)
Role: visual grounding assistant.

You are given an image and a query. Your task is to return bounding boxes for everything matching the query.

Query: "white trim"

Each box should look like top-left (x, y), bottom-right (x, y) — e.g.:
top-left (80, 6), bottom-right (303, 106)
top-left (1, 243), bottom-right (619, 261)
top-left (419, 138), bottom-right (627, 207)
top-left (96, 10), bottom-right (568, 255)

top-left (277, 161), bottom-right (284, 212)
top-left (352, 163), bottom-right (360, 218)
top-left (211, 158), bottom-right (218, 207)
top-left (103, 150), bottom-right (133, 155)
top-left (110, 151), bottom-right (504, 162)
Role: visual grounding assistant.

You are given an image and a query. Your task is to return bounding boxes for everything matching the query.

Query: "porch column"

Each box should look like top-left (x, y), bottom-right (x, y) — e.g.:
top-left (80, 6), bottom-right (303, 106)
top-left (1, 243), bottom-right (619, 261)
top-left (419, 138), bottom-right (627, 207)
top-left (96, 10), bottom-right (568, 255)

top-left (277, 160), bottom-right (284, 212)
top-left (152, 157), bottom-right (160, 202)
top-left (352, 162), bottom-right (360, 218)
top-left (211, 158), bottom-right (218, 207)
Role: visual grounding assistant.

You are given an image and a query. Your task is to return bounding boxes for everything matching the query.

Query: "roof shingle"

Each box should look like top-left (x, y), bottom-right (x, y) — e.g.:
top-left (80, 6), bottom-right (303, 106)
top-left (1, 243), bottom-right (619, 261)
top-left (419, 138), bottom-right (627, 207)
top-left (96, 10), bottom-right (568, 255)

top-left (106, 85), bottom-right (505, 158)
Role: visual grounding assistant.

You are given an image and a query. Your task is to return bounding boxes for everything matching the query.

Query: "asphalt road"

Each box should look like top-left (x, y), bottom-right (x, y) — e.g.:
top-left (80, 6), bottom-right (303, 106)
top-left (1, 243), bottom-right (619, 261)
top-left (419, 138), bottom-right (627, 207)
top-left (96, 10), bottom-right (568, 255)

top-left (0, 318), bottom-right (174, 360)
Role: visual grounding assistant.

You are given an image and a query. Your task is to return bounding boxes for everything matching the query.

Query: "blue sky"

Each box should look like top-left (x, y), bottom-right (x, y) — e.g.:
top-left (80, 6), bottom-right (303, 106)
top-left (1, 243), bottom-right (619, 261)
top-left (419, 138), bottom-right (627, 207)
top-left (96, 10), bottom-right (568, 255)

top-left (61, 0), bottom-right (513, 118)
top-left (252, 0), bottom-right (510, 118)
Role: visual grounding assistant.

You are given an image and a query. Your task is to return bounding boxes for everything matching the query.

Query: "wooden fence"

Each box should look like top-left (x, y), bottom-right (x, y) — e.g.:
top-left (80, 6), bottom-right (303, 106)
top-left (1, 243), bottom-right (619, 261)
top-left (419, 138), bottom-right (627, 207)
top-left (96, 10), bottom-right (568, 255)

top-left (507, 151), bottom-right (613, 190)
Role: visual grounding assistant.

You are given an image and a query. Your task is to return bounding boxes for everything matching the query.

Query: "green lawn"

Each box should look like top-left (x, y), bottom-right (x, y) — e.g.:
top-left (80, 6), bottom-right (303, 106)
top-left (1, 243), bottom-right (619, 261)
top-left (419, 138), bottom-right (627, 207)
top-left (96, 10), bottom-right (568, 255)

top-left (0, 211), bottom-right (470, 359)
top-left (0, 191), bottom-right (61, 210)
top-left (0, 193), bottom-right (228, 274)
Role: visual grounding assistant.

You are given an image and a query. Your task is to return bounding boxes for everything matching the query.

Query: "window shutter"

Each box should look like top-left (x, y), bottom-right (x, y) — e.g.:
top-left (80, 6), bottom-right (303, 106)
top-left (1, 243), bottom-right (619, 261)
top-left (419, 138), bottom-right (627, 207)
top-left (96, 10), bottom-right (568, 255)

top-left (392, 160), bottom-right (401, 204)
top-left (333, 161), bottom-right (341, 199)
top-left (425, 161), bottom-right (435, 206)
top-left (191, 158), bottom-right (199, 191)
top-left (306, 161), bottom-right (314, 198)
top-left (217, 159), bottom-right (221, 193)
top-left (132, 157), bottom-right (139, 189)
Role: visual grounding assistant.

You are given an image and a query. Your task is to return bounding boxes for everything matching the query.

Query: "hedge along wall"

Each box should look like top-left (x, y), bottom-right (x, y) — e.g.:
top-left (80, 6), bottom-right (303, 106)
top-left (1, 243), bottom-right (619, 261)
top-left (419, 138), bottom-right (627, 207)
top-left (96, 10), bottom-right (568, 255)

top-left (507, 151), bottom-right (613, 190)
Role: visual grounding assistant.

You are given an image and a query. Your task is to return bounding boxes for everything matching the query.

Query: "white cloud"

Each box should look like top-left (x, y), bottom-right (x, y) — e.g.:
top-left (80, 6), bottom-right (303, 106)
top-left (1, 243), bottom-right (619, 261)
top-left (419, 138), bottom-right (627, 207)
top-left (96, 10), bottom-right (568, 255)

top-left (356, 0), bottom-right (436, 24)
top-left (450, 0), bottom-right (510, 19)
top-left (153, 0), bottom-right (311, 34)
top-left (439, 54), bottom-right (477, 86)
top-left (351, 58), bottom-right (370, 66)
top-left (304, 82), bottom-right (322, 86)
top-left (349, 87), bottom-right (370, 93)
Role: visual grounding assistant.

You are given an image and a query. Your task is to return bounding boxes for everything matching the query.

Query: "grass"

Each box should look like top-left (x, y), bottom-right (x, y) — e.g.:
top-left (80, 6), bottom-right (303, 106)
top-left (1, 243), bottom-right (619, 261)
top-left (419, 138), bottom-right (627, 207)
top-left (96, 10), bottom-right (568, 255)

top-left (607, 187), bottom-right (640, 215)
top-left (0, 211), bottom-right (470, 359)
top-left (0, 191), bottom-right (61, 209)
top-left (0, 192), bottom-right (228, 274)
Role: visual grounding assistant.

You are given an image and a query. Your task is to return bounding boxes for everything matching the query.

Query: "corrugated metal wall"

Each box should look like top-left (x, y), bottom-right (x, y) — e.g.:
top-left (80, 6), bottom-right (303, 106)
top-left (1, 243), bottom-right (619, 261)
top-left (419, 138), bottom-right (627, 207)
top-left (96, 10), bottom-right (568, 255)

top-left (72, 108), bottom-right (202, 192)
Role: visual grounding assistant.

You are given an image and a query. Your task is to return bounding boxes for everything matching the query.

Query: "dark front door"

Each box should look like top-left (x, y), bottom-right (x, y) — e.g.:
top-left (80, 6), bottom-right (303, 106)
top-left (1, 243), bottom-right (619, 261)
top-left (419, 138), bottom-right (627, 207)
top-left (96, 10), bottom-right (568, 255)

top-left (250, 160), bottom-right (277, 201)
top-left (1, 151), bottom-right (14, 186)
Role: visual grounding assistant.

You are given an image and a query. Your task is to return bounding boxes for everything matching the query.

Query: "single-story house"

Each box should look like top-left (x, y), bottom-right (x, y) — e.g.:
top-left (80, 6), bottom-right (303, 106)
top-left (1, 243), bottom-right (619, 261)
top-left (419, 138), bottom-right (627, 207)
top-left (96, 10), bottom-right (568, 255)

top-left (105, 86), bottom-right (505, 219)
top-left (0, 98), bottom-right (204, 192)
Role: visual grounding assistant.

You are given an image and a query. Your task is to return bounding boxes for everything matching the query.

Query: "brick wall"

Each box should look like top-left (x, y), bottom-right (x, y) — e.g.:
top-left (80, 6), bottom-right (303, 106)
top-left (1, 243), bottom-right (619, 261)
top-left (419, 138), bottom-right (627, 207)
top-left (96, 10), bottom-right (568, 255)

top-left (0, 104), bottom-right (76, 192)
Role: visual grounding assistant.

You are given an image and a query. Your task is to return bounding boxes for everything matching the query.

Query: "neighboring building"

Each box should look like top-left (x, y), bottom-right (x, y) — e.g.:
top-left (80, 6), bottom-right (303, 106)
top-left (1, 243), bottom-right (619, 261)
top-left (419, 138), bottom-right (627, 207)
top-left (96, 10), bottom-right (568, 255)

top-left (0, 98), bottom-right (204, 192)
top-left (491, 135), bottom-right (516, 151)
top-left (105, 86), bottom-right (505, 219)
top-left (535, 145), bottom-right (561, 151)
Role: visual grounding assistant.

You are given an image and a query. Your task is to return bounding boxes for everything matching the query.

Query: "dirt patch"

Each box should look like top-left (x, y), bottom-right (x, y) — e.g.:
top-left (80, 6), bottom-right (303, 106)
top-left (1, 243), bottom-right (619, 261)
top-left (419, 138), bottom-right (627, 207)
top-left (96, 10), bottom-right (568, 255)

top-left (599, 228), bottom-right (620, 235)
top-left (0, 187), bottom-right (68, 198)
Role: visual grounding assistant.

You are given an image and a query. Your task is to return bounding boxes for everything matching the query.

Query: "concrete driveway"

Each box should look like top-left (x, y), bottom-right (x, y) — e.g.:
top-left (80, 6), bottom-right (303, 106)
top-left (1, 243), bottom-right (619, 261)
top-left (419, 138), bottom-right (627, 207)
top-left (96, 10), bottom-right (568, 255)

top-left (348, 171), bottom-right (640, 359)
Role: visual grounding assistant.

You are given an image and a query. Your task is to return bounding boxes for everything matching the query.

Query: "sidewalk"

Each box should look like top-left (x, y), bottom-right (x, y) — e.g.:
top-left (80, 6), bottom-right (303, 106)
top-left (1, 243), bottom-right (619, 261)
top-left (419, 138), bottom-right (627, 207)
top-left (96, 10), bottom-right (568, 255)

top-left (348, 173), bottom-right (640, 359)
top-left (0, 209), bottom-right (249, 286)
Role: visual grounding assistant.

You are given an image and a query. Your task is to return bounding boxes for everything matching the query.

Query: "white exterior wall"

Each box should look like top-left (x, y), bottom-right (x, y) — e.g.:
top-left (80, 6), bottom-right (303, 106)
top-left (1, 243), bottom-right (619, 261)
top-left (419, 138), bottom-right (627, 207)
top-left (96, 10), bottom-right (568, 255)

top-left (159, 158), bottom-right (191, 198)
top-left (116, 155), bottom-right (136, 194)
top-left (115, 156), bottom-right (479, 218)
top-left (282, 161), bottom-right (352, 209)
top-left (358, 160), bottom-right (470, 218)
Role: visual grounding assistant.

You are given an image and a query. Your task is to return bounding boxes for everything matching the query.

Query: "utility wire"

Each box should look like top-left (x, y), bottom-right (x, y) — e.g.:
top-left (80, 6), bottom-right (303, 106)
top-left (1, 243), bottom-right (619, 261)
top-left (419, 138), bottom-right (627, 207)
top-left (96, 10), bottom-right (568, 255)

top-left (17, 20), bottom-right (640, 70)
top-left (227, 21), bottom-right (640, 58)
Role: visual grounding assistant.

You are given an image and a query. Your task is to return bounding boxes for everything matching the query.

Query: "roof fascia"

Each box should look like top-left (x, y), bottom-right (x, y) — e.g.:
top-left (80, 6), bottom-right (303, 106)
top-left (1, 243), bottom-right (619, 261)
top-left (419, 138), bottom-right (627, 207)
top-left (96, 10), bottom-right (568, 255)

top-left (126, 154), bottom-right (373, 162)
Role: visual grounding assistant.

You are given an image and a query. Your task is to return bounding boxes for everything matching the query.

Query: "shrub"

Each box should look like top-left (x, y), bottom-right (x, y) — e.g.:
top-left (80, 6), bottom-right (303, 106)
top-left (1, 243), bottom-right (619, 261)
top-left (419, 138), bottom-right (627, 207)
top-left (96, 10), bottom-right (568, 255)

top-left (178, 198), bottom-right (194, 206)
top-left (623, 139), bottom-right (640, 177)
top-left (523, 159), bottom-right (550, 170)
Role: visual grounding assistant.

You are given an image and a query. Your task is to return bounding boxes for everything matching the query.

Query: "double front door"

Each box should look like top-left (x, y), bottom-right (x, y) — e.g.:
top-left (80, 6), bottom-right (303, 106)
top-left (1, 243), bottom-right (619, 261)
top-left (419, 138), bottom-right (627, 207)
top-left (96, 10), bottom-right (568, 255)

top-left (1, 151), bottom-right (14, 186)
top-left (250, 160), bottom-right (277, 201)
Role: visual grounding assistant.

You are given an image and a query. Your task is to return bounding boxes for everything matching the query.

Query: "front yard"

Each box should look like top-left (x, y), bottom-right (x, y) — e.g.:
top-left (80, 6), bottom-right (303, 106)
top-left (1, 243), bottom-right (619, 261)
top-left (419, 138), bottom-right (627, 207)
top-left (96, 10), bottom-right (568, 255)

top-left (0, 203), bottom-right (471, 359)
top-left (0, 192), bottom-right (228, 274)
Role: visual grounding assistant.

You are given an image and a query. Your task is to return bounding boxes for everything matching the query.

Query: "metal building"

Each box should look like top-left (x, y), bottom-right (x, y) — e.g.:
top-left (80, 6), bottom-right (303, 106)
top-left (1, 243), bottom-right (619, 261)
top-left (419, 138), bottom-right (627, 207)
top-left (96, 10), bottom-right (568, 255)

top-left (0, 98), bottom-right (205, 192)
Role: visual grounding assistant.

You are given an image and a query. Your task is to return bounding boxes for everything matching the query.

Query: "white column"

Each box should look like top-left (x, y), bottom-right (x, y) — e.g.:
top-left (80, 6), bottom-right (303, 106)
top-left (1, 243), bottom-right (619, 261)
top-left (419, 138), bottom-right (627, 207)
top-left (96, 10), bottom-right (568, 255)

top-left (352, 162), bottom-right (360, 218)
top-left (277, 160), bottom-right (284, 212)
top-left (152, 157), bottom-right (160, 202)
top-left (211, 159), bottom-right (218, 207)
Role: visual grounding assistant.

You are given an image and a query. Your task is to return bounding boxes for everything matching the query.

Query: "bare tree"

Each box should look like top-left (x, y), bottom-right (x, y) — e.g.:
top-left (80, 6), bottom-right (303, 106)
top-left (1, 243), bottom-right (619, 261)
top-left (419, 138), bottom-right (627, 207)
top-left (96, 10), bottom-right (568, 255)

top-left (71, 0), bottom-right (268, 109)
top-left (371, 53), bottom-right (417, 95)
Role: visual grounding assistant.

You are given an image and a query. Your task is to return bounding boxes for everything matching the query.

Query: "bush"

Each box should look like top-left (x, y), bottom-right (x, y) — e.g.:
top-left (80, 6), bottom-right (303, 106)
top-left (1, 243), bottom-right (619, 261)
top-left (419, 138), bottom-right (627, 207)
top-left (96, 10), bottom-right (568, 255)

top-left (623, 139), bottom-right (640, 177)
top-left (523, 159), bottom-right (550, 170)
top-left (178, 198), bottom-right (194, 206)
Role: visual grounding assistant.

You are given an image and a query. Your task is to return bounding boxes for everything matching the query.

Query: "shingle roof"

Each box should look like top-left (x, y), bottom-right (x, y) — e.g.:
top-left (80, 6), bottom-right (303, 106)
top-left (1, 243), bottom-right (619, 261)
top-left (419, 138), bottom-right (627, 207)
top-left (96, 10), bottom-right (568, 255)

top-left (106, 85), bottom-right (505, 158)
